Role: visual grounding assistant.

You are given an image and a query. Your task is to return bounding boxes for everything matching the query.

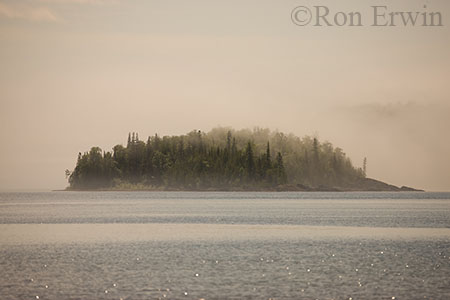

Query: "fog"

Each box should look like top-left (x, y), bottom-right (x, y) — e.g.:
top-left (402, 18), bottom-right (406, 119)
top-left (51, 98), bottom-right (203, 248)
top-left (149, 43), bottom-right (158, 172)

top-left (1, 0), bottom-right (449, 191)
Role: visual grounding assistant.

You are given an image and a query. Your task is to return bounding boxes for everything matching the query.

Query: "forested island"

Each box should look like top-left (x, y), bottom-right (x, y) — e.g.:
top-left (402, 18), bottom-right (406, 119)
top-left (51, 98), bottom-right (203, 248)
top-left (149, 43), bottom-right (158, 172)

top-left (66, 127), bottom-right (421, 191)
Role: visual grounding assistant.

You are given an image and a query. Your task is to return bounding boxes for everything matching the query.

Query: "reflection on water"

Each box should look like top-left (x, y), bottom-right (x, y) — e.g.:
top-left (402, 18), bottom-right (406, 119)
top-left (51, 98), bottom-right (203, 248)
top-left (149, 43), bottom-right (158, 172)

top-left (0, 191), bottom-right (449, 299)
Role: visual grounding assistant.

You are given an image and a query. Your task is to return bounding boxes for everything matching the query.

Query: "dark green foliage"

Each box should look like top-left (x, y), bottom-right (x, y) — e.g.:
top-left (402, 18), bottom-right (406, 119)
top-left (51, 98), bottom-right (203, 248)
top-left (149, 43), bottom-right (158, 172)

top-left (68, 147), bottom-right (119, 189)
top-left (68, 128), bottom-right (364, 190)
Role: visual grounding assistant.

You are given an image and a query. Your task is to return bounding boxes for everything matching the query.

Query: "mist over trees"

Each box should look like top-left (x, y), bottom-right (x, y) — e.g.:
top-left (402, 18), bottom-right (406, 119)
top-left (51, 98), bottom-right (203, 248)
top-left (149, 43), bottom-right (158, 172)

top-left (67, 127), bottom-right (365, 190)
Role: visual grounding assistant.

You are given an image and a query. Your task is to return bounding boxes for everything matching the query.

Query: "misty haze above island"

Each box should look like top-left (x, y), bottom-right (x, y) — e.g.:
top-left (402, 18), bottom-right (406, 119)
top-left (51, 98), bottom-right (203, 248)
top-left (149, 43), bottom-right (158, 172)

top-left (1, 0), bottom-right (449, 191)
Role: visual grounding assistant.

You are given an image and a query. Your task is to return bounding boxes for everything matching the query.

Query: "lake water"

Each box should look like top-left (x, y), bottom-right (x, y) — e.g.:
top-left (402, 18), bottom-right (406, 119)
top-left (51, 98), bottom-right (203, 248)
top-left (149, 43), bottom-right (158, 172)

top-left (1, 191), bottom-right (450, 299)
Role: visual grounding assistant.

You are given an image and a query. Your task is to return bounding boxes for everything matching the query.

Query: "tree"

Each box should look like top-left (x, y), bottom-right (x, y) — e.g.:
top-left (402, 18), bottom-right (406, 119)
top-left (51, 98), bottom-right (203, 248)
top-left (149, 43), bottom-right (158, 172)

top-left (245, 142), bottom-right (255, 181)
top-left (363, 157), bottom-right (367, 177)
top-left (226, 131), bottom-right (232, 152)
top-left (127, 133), bottom-right (132, 148)
top-left (67, 128), bottom-right (365, 190)
top-left (276, 152), bottom-right (287, 184)
top-left (313, 137), bottom-right (319, 165)
top-left (266, 142), bottom-right (271, 165)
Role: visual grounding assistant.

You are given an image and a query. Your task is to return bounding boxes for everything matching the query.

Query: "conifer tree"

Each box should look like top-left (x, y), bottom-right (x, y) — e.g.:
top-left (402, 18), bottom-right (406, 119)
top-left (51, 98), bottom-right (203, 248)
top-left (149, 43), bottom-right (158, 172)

top-left (363, 157), bottom-right (367, 177)
top-left (245, 142), bottom-right (255, 180)
top-left (276, 152), bottom-right (287, 184)
top-left (266, 142), bottom-right (271, 165)
top-left (68, 128), bottom-right (365, 190)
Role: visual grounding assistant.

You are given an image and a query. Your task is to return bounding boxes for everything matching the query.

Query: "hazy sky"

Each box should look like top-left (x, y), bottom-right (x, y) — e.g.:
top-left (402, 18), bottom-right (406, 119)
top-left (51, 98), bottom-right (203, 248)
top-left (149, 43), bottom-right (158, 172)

top-left (1, 0), bottom-right (449, 191)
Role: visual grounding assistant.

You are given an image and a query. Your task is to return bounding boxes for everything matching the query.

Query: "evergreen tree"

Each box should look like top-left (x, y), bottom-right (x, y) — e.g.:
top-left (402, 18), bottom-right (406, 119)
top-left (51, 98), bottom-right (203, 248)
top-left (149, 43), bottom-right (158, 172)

top-left (363, 157), bottom-right (367, 177)
top-left (245, 142), bottom-right (255, 181)
top-left (226, 131), bottom-right (232, 152)
top-left (276, 152), bottom-right (287, 184)
top-left (67, 128), bottom-right (365, 190)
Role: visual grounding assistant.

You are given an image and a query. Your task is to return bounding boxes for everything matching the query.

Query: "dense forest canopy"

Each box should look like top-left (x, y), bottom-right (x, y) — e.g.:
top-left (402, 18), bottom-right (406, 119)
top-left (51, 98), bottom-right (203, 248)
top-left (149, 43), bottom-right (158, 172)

top-left (67, 127), bottom-right (366, 190)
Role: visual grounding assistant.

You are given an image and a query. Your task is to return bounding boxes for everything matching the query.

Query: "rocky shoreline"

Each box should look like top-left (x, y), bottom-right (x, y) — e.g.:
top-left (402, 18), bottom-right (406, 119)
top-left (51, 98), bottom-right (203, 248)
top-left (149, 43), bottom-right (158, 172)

top-left (63, 178), bottom-right (424, 192)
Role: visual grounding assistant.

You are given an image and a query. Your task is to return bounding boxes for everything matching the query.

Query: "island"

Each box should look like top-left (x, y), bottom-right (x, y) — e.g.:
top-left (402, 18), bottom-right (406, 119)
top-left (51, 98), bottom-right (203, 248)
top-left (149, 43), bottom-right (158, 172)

top-left (65, 127), bottom-right (422, 192)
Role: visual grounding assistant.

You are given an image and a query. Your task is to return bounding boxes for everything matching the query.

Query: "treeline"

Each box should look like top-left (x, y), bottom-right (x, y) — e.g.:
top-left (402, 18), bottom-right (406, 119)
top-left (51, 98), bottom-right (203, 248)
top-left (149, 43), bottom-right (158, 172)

top-left (67, 128), bottom-right (365, 190)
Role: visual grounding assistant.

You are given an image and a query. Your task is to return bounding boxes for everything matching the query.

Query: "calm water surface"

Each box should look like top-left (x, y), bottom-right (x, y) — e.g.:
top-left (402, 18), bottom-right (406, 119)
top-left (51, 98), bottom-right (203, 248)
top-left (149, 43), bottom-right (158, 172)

top-left (0, 192), bottom-right (450, 299)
